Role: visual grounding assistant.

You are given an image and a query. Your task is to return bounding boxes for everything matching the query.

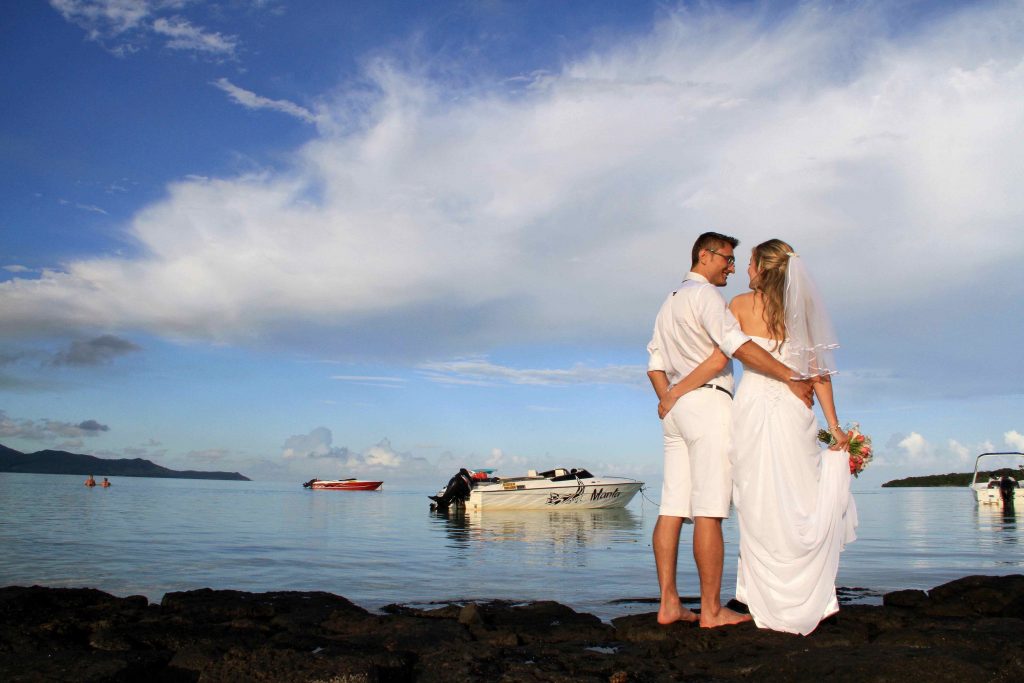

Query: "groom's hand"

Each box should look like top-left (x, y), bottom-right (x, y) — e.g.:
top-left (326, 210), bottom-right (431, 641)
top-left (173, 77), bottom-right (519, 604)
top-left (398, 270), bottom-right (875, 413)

top-left (657, 393), bottom-right (678, 420)
top-left (787, 378), bottom-right (815, 408)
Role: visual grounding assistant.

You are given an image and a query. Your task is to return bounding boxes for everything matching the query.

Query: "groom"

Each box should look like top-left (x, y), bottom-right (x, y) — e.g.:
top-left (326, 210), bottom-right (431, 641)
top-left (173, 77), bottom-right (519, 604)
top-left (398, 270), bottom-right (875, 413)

top-left (647, 231), bottom-right (814, 627)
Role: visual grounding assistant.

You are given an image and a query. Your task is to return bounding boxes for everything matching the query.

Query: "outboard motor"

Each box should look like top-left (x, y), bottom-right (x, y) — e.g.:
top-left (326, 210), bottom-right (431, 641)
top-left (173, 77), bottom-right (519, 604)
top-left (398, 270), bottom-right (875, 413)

top-left (302, 478), bottom-right (318, 489)
top-left (999, 476), bottom-right (1016, 508)
top-left (429, 469), bottom-right (472, 509)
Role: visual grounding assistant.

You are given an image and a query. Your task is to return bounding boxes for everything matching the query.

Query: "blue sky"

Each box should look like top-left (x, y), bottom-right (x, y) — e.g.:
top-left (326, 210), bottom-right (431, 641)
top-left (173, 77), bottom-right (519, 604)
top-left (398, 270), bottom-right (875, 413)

top-left (2, 0), bottom-right (1023, 487)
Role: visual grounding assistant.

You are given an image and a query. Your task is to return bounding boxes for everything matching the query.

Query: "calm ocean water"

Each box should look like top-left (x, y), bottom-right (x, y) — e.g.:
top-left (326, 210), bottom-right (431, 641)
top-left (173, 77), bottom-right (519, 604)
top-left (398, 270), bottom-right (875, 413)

top-left (1, 473), bottom-right (1020, 621)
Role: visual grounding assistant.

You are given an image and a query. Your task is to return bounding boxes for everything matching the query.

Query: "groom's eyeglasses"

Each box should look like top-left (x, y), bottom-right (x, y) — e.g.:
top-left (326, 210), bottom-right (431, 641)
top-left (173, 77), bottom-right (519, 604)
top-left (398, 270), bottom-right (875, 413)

top-left (707, 249), bottom-right (736, 266)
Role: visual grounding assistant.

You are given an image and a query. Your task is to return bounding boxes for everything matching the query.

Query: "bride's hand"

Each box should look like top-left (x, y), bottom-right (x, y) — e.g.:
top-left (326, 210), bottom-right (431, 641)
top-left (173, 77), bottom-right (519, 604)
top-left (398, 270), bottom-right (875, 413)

top-left (829, 426), bottom-right (851, 451)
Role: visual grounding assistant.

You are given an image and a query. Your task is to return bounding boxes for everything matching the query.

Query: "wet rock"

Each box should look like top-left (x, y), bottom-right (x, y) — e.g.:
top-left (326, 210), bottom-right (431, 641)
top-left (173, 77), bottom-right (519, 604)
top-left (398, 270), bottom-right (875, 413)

top-left (200, 646), bottom-right (414, 683)
top-left (883, 588), bottom-right (928, 608)
top-left (457, 603), bottom-right (483, 625)
top-left (475, 600), bottom-right (613, 644)
top-left (925, 574), bottom-right (1024, 618)
top-left (2, 576), bottom-right (1023, 681)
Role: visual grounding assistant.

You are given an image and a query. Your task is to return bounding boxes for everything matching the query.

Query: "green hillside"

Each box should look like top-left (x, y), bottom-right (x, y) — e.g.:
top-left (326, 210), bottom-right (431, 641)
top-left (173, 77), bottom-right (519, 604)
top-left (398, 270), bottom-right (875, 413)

top-left (0, 444), bottom-right (249, 481)
top-left (882, 468), bottom-right (1021, 487)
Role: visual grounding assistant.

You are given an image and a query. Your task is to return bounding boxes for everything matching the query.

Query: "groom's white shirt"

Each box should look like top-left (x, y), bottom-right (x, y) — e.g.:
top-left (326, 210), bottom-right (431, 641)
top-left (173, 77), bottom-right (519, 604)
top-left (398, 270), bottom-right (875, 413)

top-left (647, 272), bottom-right (750, 393)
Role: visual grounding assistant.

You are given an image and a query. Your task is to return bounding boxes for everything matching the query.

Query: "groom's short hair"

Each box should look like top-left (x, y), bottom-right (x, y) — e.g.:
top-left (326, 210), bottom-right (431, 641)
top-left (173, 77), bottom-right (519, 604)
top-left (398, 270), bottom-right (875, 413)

top-left (691, 232), bottom-right (740, 267)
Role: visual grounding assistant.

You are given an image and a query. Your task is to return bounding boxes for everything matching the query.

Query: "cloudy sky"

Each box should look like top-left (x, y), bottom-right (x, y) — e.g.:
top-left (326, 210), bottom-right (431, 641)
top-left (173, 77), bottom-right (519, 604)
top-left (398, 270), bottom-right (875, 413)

top-left (2, 0), bottom-right (1022, 487)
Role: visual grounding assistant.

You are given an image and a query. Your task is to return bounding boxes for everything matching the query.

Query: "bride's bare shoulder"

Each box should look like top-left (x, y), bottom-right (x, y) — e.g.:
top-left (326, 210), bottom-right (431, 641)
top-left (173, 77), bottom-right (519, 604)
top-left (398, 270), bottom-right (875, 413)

top-left (729, 292), bottom-right (755, 310)
top-left (729, 292), bottom-right (761, 328)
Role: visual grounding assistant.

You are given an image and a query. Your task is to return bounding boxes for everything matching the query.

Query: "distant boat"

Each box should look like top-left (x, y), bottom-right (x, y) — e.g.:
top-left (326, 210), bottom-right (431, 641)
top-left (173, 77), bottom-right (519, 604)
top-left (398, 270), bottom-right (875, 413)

top-left (302, 478), bottom-right (383, 491)
top-left (970, 452), bottom-right (1023, 506)
top-left (431, 467), bottom-right (643, 511)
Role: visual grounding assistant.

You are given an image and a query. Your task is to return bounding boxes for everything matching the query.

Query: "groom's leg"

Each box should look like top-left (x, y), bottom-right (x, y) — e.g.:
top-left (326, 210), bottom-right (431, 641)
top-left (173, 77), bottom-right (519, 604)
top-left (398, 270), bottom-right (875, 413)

top-left (683, 392), bottom-right (750, 628)
top-left (653, 515), bottom-right (695, 624)
top-left (694, 516), bottom-right (748, 627)
top-left (655, 407), bottom-right (697, 624)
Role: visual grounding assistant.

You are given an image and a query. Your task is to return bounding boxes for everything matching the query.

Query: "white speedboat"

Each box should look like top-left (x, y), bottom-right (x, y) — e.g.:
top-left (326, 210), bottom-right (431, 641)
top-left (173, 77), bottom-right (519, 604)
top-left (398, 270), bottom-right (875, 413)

top-left (970, 452), bottom-right (1023, 506)
top-left (431, 468), bottom-right (643, 511)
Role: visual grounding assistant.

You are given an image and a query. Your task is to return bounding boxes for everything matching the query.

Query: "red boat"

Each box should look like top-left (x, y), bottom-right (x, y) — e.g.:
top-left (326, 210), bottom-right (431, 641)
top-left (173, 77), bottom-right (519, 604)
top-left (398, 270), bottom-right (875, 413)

top-left (302, 478), bottom-right (382, 491)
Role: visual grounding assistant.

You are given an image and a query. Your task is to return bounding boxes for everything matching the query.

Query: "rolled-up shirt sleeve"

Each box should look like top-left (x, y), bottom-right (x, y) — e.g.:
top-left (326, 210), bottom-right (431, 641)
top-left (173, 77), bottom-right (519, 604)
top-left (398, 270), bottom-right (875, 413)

top-left (697, 288), bottom-right (750, 358)
top-left (647, 336), bottom-right (666, 372)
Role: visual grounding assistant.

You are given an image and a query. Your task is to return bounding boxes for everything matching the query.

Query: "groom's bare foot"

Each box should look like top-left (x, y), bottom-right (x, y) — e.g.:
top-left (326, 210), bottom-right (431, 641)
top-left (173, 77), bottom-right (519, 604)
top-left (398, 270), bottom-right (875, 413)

top-left (657, 599), bottom-right (699, 625)
top-left (699, 605), bottom-right (752, 629)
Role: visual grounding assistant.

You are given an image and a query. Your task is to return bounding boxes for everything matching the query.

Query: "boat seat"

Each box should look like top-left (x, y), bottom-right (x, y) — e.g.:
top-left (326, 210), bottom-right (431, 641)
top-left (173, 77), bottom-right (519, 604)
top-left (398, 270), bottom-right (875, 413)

top-left (548, 468), bottom-right (595, 482)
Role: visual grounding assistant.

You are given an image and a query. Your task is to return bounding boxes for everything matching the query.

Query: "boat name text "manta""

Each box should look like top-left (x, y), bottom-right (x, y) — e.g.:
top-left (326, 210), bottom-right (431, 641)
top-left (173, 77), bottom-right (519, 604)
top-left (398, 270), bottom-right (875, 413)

top-left (590, 488), bottom-right (621, 501)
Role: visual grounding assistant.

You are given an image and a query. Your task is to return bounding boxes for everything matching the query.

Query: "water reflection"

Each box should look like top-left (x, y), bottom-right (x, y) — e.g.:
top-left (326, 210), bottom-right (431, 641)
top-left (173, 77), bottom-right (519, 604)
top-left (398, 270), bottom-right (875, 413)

top-left (974, 499), bottom-right (1018, 548)
top-left (429, 507), bottom-right (642, 559)
top-left (895, 488), bottom-right (933, 552)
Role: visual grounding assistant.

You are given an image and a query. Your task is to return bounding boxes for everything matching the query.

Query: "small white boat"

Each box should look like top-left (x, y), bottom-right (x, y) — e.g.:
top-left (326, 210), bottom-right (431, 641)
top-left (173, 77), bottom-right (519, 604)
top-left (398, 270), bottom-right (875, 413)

top-left (431, 468), bottom-right (643, 511)
top-left (970, 452), bottom-right (1023, 506)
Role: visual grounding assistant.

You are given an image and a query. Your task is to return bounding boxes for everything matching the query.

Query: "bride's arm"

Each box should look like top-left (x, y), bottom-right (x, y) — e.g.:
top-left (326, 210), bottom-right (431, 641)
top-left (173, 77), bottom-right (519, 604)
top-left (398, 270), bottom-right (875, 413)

top-left (651, 348), bottom-right (729, 419)
top-left (813, 376), bottom-right (851, 450)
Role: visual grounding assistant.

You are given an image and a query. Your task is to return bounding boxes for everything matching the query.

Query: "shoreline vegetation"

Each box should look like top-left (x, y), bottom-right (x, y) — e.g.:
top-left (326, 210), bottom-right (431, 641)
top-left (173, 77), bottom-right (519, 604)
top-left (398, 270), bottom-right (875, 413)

top-left (1, 574), bottom-right (1021, 681)
top-left (882, 468), bottom-right (1022, 488)
top-left (0, 443), bottom-right (249, 481)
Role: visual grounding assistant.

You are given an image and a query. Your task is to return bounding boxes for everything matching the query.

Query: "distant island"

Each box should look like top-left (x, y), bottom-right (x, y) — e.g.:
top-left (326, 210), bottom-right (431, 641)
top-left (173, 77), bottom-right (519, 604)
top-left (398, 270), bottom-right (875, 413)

top-left (0, 443), bottom-right (250, 481)
top-left (882, 468), bottom-right (1021, 488)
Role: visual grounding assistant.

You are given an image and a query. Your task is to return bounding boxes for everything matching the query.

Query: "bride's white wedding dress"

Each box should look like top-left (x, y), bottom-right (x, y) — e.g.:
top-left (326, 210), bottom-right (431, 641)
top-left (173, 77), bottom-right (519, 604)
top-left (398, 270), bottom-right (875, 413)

top-left (731, 336), bottom-right (858, 635)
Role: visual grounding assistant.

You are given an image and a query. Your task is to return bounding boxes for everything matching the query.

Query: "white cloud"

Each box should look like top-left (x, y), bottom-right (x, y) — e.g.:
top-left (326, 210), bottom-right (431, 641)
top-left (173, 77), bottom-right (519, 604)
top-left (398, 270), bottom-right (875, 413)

top-left (0, 410), bottom-right (110, 442)
top-left (481, 447), bottom-right (528, 472)
top-left (361, 440), bottom-right (403, 468)
top-left (331, 375), bottom-right (405, 382)
top-left (282, 426), bottom-right (342, 459)
top-left (419, 357), bottom-right (644, 387)
top-left (50, 1), bottom-right (238, 57)
top-left (213, 79), bottom-right (320, 124)
top-left (12, 2), bottom-right (1024, 384)
top-left (330, 375), bottom-right (406, 389)
top-left (897, 432), bottom-right (931, 463)
top-left (152, 17), bottom-right (237, 55)
top-left (280, 428), bottom-right (434, 478)
top-left (885, 432), bottom-right (1011, 473)
top-left (340, 437), bottom-right (435, 475)
top-left (50, 0), bottom-right (151, 39)
top-left (948, 439), bottom-right (971, 463)
top-left (1005, 430), bottom-right (1024, 451)
top-left (51, 335), bottom-right (141, 366)
top-left (75, 203), bottom-right (108, 215)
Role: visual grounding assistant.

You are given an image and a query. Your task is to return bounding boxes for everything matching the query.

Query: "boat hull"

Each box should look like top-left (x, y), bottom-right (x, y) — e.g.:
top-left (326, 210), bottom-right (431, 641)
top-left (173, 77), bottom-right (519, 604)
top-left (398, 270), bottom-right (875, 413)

top-left (467, 478), bottom-right (641, 510)
top-left (308, 480), bottom-right (382, 491)
top-left (972, 484), bottom-right (1024, 506)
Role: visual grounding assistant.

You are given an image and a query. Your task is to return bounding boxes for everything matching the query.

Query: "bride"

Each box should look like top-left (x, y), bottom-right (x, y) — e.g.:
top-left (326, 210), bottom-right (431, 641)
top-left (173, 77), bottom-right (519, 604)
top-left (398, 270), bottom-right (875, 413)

top-left (727, 238), bottom-right (858, 635)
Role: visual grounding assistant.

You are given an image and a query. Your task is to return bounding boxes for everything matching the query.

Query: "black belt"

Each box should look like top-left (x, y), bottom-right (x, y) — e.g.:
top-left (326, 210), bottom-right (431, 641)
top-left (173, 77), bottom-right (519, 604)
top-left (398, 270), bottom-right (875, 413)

top-left (700, 383), bottom-right (733, 399)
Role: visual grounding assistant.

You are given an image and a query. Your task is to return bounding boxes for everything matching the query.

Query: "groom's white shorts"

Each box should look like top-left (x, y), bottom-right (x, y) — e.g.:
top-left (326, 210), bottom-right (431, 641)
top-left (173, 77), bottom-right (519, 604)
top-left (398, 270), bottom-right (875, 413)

top-left (660, 388), bottom-right (732, 520)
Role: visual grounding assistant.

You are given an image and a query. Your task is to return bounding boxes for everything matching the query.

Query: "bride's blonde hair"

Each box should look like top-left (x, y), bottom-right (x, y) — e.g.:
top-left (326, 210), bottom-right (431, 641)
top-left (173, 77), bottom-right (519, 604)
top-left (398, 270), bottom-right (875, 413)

top-left (752, 238), bottom-right (795, 345)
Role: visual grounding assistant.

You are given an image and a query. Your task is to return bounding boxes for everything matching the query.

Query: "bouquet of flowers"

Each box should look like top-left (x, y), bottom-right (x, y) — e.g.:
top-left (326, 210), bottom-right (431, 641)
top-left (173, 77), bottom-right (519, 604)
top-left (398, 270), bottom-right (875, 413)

top-left (817, 422), bottom-right (873, 477)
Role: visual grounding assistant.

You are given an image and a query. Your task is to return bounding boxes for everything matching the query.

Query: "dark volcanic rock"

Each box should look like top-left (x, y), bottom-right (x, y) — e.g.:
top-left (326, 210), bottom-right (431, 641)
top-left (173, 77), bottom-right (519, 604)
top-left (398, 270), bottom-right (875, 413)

top-left (2, 575), bottom-right (1023, 682)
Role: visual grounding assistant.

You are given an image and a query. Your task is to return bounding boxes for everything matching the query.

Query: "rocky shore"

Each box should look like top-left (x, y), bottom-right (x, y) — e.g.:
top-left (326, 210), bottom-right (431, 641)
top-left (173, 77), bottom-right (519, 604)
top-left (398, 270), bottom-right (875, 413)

top-left (2, 574), bottom-right (1022, 682)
